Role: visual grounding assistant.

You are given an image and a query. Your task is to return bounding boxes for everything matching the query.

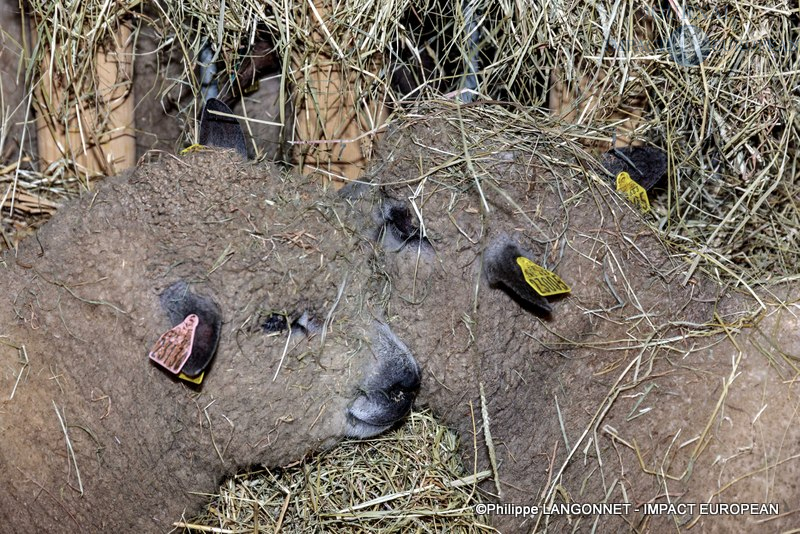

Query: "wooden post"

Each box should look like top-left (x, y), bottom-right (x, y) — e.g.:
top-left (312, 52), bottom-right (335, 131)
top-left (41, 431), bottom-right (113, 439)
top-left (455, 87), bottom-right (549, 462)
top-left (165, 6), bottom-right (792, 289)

top-left (34, 23), bottom-right (135, 178)
top-left (0, 0), bottom-right (28, 161)
top-left (291, 1), bottom-right (389, 188)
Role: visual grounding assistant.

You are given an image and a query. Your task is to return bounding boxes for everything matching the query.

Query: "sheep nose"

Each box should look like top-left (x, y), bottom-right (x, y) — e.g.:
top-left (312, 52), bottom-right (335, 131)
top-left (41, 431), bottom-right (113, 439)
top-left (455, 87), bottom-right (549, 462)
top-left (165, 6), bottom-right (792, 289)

top-left (389, 361), bottom-right (421, 396)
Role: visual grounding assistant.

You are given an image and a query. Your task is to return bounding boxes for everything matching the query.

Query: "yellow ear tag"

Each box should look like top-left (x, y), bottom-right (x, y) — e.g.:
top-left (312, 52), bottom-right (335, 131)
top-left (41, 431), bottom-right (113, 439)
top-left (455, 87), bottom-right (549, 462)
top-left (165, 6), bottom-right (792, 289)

top-left (242, 80), bottom-right (260, 95)
top-left (616, 171), bottom-right (651, 213)
top-left (178, 371), bottom-right (204, 385)
top-left (516, 257), bottom-right (571, 296)
top-left (180, 143), bottom-right (204, 155)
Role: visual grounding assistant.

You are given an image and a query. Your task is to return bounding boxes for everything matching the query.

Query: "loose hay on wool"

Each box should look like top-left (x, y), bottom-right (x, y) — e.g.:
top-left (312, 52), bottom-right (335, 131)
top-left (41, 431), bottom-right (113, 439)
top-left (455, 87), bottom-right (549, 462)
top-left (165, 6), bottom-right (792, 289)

top-left (0, 3), bottom-right (798, 534)
top-left (352, 114), bottom-right (799, 532)
top-left (4, 107), bottom-right (796, 531)
top-left (180, 410), bottom-right (494, 533)
top-left (543, 1), bottom-right (800, 281)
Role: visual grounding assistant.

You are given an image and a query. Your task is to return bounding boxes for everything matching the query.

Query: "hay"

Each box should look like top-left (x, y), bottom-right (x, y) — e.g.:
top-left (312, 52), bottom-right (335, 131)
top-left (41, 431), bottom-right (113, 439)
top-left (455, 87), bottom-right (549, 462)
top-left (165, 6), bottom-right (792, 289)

top-left (536, 1), bottom-right (800, 282)
top-left (180, 410), bottom-right (494, 533)
top-left (143, 0), bottom-right (800, 282)
top-left (1, 159), bottom-right (64, 248)
top-left (26, 0), bottom-right (139, 174)
top-left (3, 0), bottom-right (798, 281)
top-left (1, 0), bottom-right (140, 247)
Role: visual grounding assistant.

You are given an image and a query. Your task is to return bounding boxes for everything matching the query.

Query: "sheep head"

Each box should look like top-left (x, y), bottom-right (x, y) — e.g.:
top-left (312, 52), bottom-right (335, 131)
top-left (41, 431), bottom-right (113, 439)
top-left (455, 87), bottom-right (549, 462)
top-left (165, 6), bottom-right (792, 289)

top-left (0, 148), bottom-right (420, 531)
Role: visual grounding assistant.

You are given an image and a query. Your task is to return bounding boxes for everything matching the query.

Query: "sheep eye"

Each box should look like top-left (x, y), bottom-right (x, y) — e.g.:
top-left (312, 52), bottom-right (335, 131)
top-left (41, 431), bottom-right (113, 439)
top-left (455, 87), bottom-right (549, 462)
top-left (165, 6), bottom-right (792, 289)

top-left (378, 199), bottom-right (431, 251)
top-left (261, 313), bottom-right (289, 333)
top-left (260, 311), bottom-right (319, 336)
top-left (384, 204), bottom-right (421, 243)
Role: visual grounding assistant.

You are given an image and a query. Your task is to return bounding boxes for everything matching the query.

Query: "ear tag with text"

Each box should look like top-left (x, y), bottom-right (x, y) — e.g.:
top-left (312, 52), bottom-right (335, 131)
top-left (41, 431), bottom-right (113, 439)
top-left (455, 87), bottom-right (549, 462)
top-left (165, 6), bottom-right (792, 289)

top-left (148, 314), bottom-right (199, 374)
top-left (242, 80), bottom-right (260, 95)
top-left (616, 172), bottom-right (651, 213)
top-left (179, 144), bottom-right (203, 156)
top-left (516, 257), bottom-right (571, 296)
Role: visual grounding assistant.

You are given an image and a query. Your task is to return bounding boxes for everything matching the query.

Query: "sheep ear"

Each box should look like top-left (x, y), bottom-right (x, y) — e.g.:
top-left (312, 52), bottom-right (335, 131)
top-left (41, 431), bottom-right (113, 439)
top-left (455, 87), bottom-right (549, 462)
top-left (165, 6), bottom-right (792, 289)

top-left (602, 146), bottom-right (667, 190)
top-left (159, 281), bottom-right (223, 377)
top-left (198, 98), bottom-right (248, 160)
top-left (484, 239), bottom-right (553, 314)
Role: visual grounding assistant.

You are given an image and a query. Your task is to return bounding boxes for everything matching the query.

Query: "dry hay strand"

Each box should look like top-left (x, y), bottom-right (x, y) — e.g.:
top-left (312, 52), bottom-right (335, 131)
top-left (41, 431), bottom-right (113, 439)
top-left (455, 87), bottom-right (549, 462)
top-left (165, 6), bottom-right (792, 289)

top-left (368, 107), bottom-right (785, 532)
top-left (2, 2), bottom-right (797, 529)
top-left (147, 0), bottom-right (552, 149)
top-left (533, 0), bottom-right (800, 283)
top-left (0, 157), bottom-right (68, 249)
top-left (180, 410), bottom-right (495, 533)
top-left (151, 0), bottom-right (399, 180)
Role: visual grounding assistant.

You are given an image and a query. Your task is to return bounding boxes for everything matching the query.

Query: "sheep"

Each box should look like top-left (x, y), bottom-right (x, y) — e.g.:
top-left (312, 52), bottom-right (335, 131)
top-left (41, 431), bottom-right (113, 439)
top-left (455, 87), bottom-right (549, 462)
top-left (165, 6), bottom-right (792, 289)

top-left (3, 105), bottom-right (798, 532)
top-left (366, 118), bottom-right (800, 532)
top-left (0, 144), bottom-right (421, 530)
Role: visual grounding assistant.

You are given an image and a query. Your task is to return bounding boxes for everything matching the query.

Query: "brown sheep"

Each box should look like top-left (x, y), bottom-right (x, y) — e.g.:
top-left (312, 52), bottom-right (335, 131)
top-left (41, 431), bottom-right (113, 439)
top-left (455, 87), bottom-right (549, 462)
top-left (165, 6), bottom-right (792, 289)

top-left (0, 144), bottom-right (420, 530)
top-left (368, 118), bottom-right (800, 532)
top-left (3, 108), bottom-right (798, 532)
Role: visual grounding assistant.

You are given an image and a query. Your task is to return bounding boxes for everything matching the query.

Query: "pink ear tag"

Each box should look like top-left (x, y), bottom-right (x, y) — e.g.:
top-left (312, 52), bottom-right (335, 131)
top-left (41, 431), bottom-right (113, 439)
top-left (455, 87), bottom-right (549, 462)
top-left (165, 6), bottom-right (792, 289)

top-left (148, 314), bottom-right (199, 374)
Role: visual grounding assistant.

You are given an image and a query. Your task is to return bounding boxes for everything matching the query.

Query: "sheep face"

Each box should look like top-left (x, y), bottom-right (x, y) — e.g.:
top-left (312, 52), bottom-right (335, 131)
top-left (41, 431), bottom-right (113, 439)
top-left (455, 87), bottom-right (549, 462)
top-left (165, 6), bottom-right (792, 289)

top-left (0, 150), bottom-right (419, 531)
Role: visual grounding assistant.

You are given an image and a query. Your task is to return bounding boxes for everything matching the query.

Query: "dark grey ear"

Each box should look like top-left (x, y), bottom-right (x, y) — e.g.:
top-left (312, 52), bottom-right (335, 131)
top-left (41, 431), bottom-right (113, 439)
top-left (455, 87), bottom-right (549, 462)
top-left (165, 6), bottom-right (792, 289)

top-left (198, 98), bottom-right (248, 160)
top-left (602, 146), bottom-right (667, 190)
top-left (159, 281), bottom-right (223, 377)
top-left (483, 237), bottom-right (553, 314)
